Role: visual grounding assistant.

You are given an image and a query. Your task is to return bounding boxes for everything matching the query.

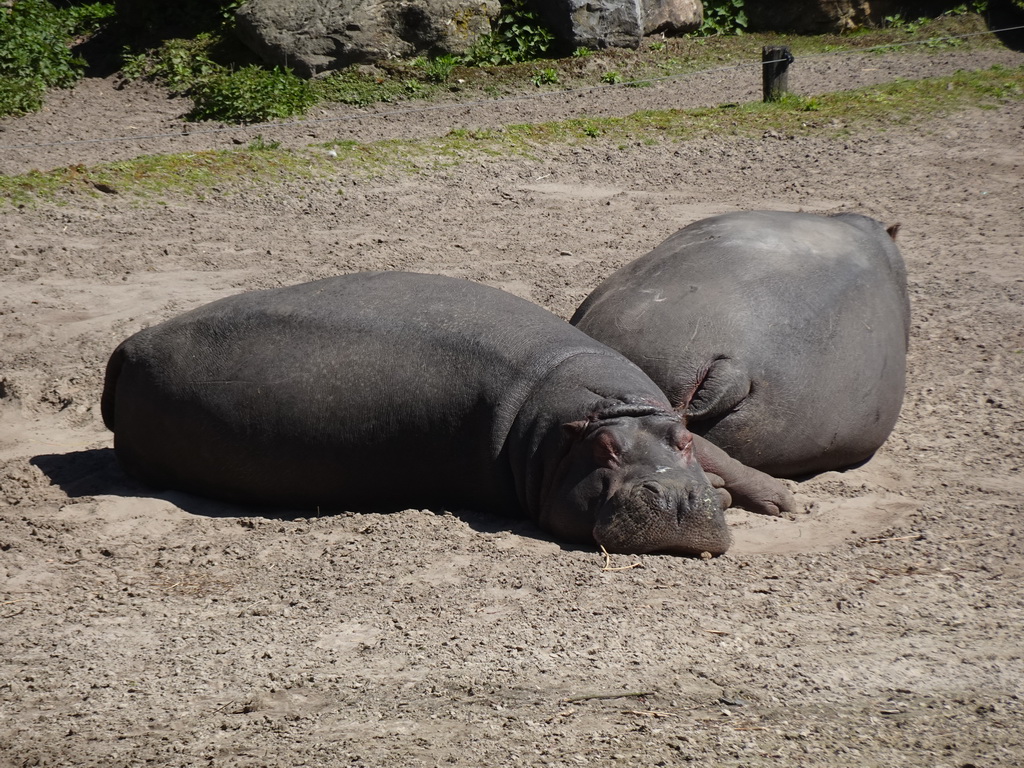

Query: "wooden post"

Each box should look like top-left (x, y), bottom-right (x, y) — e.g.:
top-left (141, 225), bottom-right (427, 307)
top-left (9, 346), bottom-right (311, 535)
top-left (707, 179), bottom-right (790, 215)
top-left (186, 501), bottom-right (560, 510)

top-left (762, 46), bottom-right (793, 102)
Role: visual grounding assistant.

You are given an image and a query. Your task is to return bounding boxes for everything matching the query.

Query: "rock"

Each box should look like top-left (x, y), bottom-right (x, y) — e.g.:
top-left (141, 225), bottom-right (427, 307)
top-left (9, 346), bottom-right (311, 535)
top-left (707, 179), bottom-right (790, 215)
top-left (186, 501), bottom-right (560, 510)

top-left (530, 0), bottom-right (701, 50)
top-left (531, 0), bottom-right (644, 50)
top-left (641, 0), bottom-right (702, 35)
top-left (235, 0), bottom-right (501, 77)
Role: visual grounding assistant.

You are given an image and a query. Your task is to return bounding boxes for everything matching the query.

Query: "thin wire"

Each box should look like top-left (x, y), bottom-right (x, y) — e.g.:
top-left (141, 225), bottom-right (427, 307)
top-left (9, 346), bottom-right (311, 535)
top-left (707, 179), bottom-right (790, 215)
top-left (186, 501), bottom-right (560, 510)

top-left (0, 24), bottom-right (1021, 153)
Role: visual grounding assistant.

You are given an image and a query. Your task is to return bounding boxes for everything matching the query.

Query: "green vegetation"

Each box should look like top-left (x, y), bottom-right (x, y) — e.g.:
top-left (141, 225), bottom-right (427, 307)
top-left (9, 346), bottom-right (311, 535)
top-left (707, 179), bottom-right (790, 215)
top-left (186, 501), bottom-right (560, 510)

top-left (462, 0), bottom-right (555, 66)
top-left (416, 54), bottom-right (461, 84)
top-left (189, 65), bottom-right (317, 123)
top-left (531, 67), bottom-right (560, 86)
top-left (3, 65), bottom-right (1020, 207)
top-left (0, 139), bottom-right (315, 205)
top-left (696, 0), bottom-right (748, 36)
top-left (120, 34), bottom-right (220, 91)
top-left (409, 1), bottom-right (555, 87)
top-left (946, 2), bottom-right (992, 13)
top-left (411, 0), bottom-right (556, 85)
top-left (313, 69), bottom-right (427, 106)
top-left (0, 0), bottom-right (115, 116)
top-left (882, 14), bottom-right (931, 33)
top-left (119, 29), bottom-right (319, 123)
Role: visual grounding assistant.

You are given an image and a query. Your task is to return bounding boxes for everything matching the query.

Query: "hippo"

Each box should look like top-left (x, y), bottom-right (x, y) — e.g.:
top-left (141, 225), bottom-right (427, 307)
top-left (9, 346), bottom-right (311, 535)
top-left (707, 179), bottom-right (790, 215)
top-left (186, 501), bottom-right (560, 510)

top-left (101, 272), bottom-right (794, 556)
top-left (570, 210), bottom-right (910, 478)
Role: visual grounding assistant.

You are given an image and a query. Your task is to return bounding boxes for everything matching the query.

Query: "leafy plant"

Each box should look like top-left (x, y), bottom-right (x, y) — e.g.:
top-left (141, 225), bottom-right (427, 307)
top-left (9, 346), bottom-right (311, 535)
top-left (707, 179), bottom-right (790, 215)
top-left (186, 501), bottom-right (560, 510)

top-left (531, 67), bottom-right (559, 86)
top-left (696, 0), bottom-right (748, 36)
top-left (120, 34), bottom-right (219, 90)
top-left (64, 3), bottom-right (115, 35)
top-left (417, 54), bottom-right (460, 83)
top-left (601, 71), bottom-right (623, 84)
top-left (882, 14), bottom-right (929, 33)
top-left (945, 2), bottom-right (989, 14)
top-left (0, 78), bottom-right (45, 115)
top-left (464, 0), bottom-right (555, 66)
top-left (248, 135), bottom-right (281, 151)
top-left (0, 0), bottom-right (115, 116)
top-left (188, 65), bottom-right (316, 123)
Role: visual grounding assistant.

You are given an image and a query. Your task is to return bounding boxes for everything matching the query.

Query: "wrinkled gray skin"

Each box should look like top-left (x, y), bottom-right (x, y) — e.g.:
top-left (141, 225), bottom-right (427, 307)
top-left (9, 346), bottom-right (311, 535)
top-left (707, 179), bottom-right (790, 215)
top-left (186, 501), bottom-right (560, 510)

top-left (102, 272), bottom-right (792, 555)
top-left (571, 211), bottom-right (910, 478)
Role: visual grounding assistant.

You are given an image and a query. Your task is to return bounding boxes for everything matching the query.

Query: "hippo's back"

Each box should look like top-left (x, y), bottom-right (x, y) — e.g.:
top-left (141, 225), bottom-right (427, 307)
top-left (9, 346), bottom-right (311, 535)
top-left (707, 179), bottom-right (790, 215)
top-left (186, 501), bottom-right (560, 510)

top-left (571, 211), bottom-right (910, 476)
top-left (103, 272), bottom-right (604, 511)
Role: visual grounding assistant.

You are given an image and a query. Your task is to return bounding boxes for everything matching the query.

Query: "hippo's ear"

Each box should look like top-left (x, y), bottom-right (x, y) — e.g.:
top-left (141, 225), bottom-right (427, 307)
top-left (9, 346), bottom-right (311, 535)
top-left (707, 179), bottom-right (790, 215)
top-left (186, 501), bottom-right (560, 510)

top-left (590, 430), bottom-right (622, 468)
top-left (562, 421), bottom-right (621, 467)
top-left (562, 420), bottom-right (588, 441)
top-left (886, 223), bottom-right (901, 240)
top-left (669, 423), bottom-right (695, 459)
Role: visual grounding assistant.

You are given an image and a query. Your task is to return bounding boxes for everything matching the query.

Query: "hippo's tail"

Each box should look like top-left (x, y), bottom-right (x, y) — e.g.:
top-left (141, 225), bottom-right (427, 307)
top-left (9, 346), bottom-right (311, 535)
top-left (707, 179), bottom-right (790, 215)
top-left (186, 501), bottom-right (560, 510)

top-left (100, 343), bottom-right (125, 432)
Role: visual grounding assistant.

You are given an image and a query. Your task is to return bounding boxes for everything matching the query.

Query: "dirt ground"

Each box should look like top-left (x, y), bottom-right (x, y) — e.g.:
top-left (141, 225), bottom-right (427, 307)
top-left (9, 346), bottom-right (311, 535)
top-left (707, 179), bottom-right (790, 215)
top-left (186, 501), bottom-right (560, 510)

top-left (1, 43), bottom-right (1023, 767)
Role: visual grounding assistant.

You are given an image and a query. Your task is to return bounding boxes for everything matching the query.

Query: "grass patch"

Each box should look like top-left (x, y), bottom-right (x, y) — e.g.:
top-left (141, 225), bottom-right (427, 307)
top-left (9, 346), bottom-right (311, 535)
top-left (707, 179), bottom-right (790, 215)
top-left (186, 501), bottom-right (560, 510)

top-left (313, 69), bottom-right (432, 106)
top-left (0, 140), bottom-right (321, 206)
top-left (499, 65), bottom-right (1023, 143)
top-left (90, 142), bottom-right (314, 194)
top-left (2, 65), bottom-right (1020, 206)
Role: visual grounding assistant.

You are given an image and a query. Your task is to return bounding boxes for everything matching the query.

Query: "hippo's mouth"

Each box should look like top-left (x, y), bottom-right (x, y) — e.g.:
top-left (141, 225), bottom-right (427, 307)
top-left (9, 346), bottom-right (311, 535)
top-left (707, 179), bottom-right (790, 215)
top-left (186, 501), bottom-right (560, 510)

top-left (593, 481), bottom-right (731, 557)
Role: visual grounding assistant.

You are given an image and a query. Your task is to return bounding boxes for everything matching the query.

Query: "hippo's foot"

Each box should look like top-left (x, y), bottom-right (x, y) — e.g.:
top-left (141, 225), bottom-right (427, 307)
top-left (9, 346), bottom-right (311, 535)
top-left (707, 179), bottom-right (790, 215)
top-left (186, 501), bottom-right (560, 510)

top-left (693, 435), bottom-right (796, 517)
top-left (703, 472), bottom-right (734, 512)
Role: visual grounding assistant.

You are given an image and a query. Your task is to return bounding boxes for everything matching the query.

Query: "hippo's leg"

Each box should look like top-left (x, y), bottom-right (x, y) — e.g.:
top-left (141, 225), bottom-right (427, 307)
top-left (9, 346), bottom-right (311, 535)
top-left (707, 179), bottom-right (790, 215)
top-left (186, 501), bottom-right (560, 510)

top-left (693, 435), bottom-right (794, 517)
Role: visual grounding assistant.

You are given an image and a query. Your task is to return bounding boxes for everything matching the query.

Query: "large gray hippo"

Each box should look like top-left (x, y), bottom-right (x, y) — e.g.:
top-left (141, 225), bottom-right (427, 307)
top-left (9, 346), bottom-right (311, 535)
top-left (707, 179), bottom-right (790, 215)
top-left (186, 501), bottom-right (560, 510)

top-left (101, 272), bottom-right (793, 556)
top-left (571, 211), bottom-right (910, 478)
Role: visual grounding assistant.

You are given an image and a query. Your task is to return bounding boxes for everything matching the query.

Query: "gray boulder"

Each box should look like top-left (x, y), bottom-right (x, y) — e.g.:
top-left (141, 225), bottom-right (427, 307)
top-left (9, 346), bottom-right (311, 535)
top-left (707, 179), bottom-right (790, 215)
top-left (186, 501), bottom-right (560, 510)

top-left (235, 0), bottom-right (500, 77)
top-left (530, 0), bottom-right (644, 50)
top-left (530, 0), bottom-right (701, 51)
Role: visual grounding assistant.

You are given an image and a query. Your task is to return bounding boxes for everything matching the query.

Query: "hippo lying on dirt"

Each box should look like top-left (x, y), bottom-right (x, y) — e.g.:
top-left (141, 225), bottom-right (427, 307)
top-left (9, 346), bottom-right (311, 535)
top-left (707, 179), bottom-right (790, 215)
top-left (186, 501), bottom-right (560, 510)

top-left (571, 211), bottom-right (910, 478)
top-left (101, 272), bottom-right (793, 556)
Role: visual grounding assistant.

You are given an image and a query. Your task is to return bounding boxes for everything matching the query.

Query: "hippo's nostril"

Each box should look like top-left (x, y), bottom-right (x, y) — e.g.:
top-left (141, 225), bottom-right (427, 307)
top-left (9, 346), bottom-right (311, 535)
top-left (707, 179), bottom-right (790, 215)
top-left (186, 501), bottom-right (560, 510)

top-left (639, 482), bottom-right (674, 513)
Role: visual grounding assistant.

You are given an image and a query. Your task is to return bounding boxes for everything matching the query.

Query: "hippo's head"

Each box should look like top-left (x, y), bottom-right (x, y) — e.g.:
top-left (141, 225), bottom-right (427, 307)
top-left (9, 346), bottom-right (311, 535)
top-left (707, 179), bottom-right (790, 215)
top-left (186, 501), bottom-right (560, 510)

top-left (539, 403), bottom-right (732, 556)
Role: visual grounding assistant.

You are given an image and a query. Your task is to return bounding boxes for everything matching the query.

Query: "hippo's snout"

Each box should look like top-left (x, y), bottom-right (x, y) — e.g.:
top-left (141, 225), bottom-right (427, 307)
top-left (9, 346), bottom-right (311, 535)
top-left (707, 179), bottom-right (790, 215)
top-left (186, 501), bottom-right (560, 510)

top-left (593, 477), bottom-right (731, 557)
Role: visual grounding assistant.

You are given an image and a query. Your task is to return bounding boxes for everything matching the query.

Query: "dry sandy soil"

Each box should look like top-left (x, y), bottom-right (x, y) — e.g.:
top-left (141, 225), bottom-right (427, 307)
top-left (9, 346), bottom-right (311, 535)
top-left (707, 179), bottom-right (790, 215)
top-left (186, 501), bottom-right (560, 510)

top-left (1, 42), bottom-right (1023, 767)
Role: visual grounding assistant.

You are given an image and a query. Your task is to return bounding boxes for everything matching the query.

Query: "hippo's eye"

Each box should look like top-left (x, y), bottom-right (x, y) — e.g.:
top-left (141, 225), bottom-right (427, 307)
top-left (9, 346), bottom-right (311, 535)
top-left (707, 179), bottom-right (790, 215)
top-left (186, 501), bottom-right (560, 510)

top-left (589, 474), bottom-right (614, 515)
top-left (640, 481), bottom-right (664, 498)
